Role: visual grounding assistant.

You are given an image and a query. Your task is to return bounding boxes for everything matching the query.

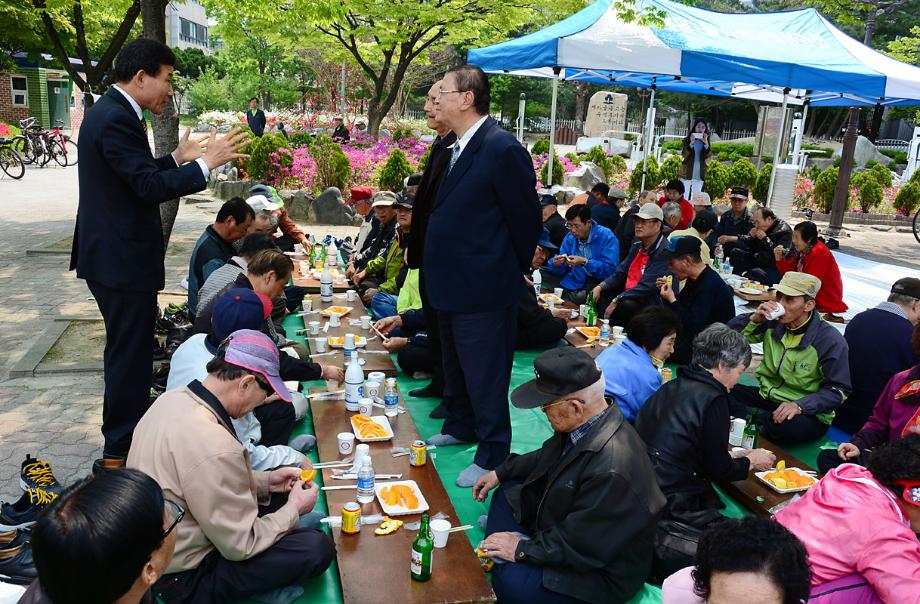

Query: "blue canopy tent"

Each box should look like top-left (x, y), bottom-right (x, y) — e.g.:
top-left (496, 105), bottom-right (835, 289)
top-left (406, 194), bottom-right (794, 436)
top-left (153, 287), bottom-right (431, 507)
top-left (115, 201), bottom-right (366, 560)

top-left (468, 0), bottom-right (920, 191)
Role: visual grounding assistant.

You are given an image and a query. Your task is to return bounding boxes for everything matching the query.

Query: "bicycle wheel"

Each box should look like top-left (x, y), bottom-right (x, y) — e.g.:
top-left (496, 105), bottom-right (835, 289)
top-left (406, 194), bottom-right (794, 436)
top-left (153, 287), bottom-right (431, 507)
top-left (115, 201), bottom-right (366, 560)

top-left (9, 136), bottom-right (34, 165)
top-left (61, 136), bottom-right (78, 165)
top-left (48, 140), bottom-right (67, 167)
top-left (0, 145), bottom-right (25, 179)
top-left (913, 208), bottom-right (920, 245)
top-left (37, 137), bottom-right (52, 167)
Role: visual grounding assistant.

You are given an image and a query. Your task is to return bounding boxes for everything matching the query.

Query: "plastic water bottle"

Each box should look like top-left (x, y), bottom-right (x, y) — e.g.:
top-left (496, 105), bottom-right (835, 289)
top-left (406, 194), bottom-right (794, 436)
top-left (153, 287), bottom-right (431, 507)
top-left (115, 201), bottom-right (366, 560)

top-left (356, 457), bottom-right (375, 503)
top-left (384, 377), bottom-right (399, 418)
top-left (343, 333), bottom-right (356, 363)
top-left (531, 269), bottom-right (542, 297)
top-left (599, 319), bottom-right (611, 346)
top-left (344, 353), bottom-right (364, 412)
top-left (328, 240), bottom-right (339, 268)
top-left (320, 267), bottom-right (333, 302)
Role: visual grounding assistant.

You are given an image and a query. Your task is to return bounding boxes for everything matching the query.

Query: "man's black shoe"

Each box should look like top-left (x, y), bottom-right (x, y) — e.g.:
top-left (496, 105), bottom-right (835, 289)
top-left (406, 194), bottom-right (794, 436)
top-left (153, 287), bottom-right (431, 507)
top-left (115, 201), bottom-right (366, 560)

top-left (0, 489), bottom-right (58, 531)
top-left (429, 403), bottom-right (448, 420)
top-left (0, 543), bottom-right (38, 585)
top-left (0, 529), bottom-right (28, 551)
top-left (409, 385), bottom-right (443, 399)
top-left (19, 455), bottom-right (62, 494)
top-left (92, 457), bottom-right (126, 476)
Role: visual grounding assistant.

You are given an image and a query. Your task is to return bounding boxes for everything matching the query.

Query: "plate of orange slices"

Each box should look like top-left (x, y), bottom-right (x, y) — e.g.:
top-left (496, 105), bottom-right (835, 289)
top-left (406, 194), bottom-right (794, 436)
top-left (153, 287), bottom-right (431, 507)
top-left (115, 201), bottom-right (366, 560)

top-left (576, 326), bottom-right (600, 339)
top-left (755, 460), bottom-right (817, 494)
top-left (376, 481), bottom-right (428, 515)
top-left (350, 414), bottom-right (393, 442)
top-left (320, 306), bottom-right (352, 317)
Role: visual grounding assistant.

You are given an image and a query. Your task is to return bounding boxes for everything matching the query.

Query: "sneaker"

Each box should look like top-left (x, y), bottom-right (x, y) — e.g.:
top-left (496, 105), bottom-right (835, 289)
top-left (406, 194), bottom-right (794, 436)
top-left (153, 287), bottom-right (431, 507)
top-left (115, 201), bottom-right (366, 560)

top-left (19, 455), bottom-right (62, 493)
top-left (0, 489), bottom-right (58, 531)
top-left (0, 543), bottom-right (38, 585)
top-left (0, 529), bottom-right (28, 551)
top-left (91, 457), bottom-right (125, 475)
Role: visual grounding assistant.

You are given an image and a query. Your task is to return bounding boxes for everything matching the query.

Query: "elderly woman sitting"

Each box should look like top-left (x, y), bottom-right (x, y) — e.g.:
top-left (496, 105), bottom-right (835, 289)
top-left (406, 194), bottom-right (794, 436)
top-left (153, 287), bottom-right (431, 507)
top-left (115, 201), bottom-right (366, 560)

top-left (595, 306), bottom-right (681, 423)
top-left (776, 434), bottom-right (920, 603)
top-left (635, 324), bottom-right (776, 581)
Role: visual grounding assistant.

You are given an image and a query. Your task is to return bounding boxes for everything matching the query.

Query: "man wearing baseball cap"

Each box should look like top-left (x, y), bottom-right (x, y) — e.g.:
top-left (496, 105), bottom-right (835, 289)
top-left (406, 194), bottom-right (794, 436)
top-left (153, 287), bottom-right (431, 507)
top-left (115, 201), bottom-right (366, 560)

top-left (346, 190), bottom-right (397, 281)
top-left (540, 194), bottom-right (567, 249)
top-left (714, 186), bottom-right (755, 257)
top-left (592, 203), bottom-right (673, 327)
top-left (248, 184), bottom-right (311, 252)
top-left (838, 277), bottom-right (920, 432)
top-left (472, 348), bottom-right (664, 604)
top-left (345, 186), bottom-right (376, 261)
top-left (657, 236), bottom-right (735, 364)
top-left (730, 272), bottom-right (851, 445)
top-left (129, 328), bottom-right (334, 602)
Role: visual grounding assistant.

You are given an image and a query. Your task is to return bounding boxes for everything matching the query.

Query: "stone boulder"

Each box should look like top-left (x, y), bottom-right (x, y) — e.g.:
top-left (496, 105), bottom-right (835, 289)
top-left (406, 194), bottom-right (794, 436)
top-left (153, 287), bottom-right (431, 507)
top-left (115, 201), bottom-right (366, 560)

top-left (832, 135), bottom-right (891, 168)
top-left (312, 187), bottom-right (355, 225)
top-left (213, 180), bottom-right (250, 201)
top-left (563, 161), bottom-right (606, 191)
top-left (286, 190), bottom-right (314, 222)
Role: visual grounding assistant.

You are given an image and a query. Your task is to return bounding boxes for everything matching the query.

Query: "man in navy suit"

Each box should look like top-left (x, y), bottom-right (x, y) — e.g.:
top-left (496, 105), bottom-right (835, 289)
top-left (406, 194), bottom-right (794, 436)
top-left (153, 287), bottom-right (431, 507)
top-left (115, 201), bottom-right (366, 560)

top-left (70, 39), bottom-right (247, 466)
top-left (424, 65), bottom-right (542, 487)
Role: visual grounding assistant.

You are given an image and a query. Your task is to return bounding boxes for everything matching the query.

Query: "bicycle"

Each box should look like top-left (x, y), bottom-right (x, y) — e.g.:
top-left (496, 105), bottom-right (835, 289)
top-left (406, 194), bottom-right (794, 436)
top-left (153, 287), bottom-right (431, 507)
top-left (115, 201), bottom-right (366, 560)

top-left (11, 118), bottom-right (66, 167)
top-left (47, 119), bottom-right (77, 166)
top-left (0, 137), bottom-right (25, 179)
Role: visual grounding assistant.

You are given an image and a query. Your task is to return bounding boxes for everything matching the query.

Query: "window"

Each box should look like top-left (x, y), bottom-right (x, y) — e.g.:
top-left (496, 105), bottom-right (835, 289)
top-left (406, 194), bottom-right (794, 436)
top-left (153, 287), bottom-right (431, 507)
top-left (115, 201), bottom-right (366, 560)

top-left (179, 17), bottom-right (208, 46)
top-left (11, 76), bottom-right (27, 107)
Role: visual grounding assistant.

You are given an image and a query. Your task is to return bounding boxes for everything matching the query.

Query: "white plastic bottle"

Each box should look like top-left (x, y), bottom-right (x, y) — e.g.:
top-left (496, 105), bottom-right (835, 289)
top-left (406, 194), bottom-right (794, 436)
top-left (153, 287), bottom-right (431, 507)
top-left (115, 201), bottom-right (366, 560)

top-left (344, 352), bottom-right (364, 412)
top-left (320, 266), bottom-right (333, 302)
top-left (328, 240), bottom-right (339, 268)
top-left (356, 457), bottom-right (375, 503)
top-left (532, 269), bottom-right (542, 297)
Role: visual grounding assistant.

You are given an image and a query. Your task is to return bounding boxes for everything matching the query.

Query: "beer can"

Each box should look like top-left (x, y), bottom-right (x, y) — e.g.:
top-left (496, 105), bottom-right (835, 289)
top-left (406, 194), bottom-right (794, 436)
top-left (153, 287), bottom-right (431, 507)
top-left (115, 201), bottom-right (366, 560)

top-left (341, 502), bottom-right (361, 534)
top-left (410, 440), bottom-right (427, 467)
top-left (661, 368), bottom-right (673, 383)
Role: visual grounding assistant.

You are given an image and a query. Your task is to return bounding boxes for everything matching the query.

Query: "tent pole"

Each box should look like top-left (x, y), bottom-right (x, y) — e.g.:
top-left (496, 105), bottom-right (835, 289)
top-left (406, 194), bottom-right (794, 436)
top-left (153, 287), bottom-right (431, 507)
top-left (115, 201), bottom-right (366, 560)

top-left (641, 81), bottom-right (657, 192)
top-left (546, 68), bottom-right (561, 187)
top-left (765, 89), bottom-right (790, 207)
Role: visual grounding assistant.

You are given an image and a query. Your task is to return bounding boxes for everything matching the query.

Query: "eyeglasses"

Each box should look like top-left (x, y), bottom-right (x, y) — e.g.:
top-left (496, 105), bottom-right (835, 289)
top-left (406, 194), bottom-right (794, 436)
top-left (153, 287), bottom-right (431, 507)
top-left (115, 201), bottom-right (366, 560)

top-left (437, 88), bottom-right (467, 97)
top-left (895, 480), bottom-right (920, 508)
top-left (163, 498), bottom-right (185, 538)
top-left (540, 398), bottom-right (583, 412)
top-left (565, 222), bottom-right (584, 230)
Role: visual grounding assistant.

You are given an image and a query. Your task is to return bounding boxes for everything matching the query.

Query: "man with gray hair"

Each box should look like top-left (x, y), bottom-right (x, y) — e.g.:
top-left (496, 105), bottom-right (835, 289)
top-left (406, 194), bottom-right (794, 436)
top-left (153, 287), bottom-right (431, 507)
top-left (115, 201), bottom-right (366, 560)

top-left (635, 323), bottom-right (775, 580)
top-left (661, 201), bottom-right (683, 235)
top-left (473, 347), bottom-right (664, 604)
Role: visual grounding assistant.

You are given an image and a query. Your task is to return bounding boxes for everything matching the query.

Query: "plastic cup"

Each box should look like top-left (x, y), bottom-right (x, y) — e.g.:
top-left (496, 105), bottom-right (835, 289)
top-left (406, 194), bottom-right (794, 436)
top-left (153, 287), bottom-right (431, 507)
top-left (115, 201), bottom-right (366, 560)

top-left (337, 432), bottom-right (355, 456)
top-left (346, 289), bottom-right (357, 302)
top-left (553, 287), bottom-right (563, 299)
top-left (314, 337), bottom-right (328, 353)
top-left (329, 314), bottom-right (341, 327)
top-left (360, 315), bottom-right (372, 330)
top-left (579, 304), bottom-right (587, 318)
top-left (355, 443), bottom-right (370, 467)
top-left (430, 519), bottom-right (451, 548)
top-left (308, 320), bottom-right (321, 335)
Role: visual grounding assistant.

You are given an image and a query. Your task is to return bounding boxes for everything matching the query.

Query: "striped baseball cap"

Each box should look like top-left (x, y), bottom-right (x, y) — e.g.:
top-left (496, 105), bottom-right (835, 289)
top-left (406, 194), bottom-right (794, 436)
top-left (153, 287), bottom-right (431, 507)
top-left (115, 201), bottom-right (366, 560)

top-left (223, 329), bottom-right (291, 402)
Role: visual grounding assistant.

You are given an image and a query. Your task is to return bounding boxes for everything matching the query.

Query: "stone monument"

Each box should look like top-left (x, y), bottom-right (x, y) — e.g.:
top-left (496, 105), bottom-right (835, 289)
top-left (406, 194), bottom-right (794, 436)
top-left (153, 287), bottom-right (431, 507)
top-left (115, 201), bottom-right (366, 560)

top-left (583, 91), bottom-right (628, 137)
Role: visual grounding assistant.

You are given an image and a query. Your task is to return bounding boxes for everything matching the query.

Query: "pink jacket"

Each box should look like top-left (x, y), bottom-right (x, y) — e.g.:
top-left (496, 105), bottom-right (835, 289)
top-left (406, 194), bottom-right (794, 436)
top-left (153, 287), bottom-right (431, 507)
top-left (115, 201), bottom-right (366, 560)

top-left (775, 464), bottom-right (920, 603)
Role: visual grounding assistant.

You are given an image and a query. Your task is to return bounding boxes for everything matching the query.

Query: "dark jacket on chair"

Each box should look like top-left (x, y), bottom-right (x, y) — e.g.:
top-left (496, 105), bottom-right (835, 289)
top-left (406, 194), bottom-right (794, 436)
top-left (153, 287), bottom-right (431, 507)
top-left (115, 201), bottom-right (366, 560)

top-left (70, 87), bottom-right (207, 292)
top-left (496, 403), bottom-right (665, 604)
top-left (423, 118), bottom-right (541, 312)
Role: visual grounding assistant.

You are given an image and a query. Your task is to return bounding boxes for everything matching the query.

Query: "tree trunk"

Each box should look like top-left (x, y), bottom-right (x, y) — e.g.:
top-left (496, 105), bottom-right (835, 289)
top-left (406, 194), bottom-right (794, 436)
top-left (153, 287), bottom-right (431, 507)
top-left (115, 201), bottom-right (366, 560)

top-left (367, 101), bottom-right (383, 138)
top-left (827, 108), bottom-right (860, 237)
top-left (867, 104), bottom-right (884, 141)
top-left (573, 82), bottom-right (589, 131)
top-left (142, 0), bottom-right (182, 248)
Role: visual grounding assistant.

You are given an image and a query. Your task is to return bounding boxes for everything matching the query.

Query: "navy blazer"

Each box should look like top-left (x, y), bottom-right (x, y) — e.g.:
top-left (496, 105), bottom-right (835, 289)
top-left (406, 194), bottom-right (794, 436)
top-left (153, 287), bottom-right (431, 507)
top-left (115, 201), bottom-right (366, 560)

top-left (423, 117), bottom-right (541, 312)
top-left (70, 88), bottom-right (207, 292)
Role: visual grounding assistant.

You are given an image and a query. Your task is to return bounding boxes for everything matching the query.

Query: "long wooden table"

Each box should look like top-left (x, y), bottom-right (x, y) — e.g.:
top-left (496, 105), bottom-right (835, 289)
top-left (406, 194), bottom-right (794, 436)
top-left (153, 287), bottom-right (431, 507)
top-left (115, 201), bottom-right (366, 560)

top-left (300, 293), bottom-right (397, 377)
top-left (292, 263), bottom-right (352, 293)
top-left (310, 386), bottom-right (496, 604)
top-left (717, 437), bottom-right (817, 516)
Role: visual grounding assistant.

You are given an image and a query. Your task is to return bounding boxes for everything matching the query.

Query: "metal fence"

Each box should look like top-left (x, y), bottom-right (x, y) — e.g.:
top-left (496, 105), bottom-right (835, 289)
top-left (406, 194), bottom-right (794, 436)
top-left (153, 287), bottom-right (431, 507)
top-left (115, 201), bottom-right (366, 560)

top-left (875, 138), bottom-right (909, 152)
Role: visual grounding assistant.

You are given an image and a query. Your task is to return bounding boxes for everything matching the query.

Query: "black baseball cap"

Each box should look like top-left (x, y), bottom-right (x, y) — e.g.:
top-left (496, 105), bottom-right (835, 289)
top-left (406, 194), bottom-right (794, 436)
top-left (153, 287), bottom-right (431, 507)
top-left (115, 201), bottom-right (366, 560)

top-left (537, 227), bottom-right (559, 253)
top-left (729, 186), bottom-right (749, 199)
top-left (665, 235), bottom-right (704, 259)
top-left (540, 194), bottom-right (558, 207)
top-left (892, 277), bottom-right (920, 299)
top-left (393, 193), bottom-right (414, 210)
top-left (510, 348), bottom-right (602, 409)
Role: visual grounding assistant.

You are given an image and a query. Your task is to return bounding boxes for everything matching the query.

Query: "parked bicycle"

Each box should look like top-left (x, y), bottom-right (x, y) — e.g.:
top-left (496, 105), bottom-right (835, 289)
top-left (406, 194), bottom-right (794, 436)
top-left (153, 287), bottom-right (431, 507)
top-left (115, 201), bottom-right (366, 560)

top-left (47, 119), bottom-right (77, 165)
top-left (11, 117), bottom-right (68, 167)
top-left (0, 137), bottom-right (25, 179)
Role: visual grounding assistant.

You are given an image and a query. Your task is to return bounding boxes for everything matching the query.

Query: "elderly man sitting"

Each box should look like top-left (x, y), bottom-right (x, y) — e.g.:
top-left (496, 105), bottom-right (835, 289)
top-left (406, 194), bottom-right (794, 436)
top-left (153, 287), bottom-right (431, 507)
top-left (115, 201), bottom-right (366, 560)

top-left (128, 330), bottom-right (334, 603)
top-left (730, 272), bottom-right (852, 445)
top-left (472, 347), bottom-right (664, 604)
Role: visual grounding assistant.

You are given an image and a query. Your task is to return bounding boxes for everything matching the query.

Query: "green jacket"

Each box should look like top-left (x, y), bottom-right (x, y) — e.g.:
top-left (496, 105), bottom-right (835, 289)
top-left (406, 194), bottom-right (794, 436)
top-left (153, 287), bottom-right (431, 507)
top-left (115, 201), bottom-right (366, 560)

top-left (396, 269), bottom-right (422, 314)
top-left (742, 312), bottom-right (851, 426)
top-left (365, 229), bottom-right (405, 294)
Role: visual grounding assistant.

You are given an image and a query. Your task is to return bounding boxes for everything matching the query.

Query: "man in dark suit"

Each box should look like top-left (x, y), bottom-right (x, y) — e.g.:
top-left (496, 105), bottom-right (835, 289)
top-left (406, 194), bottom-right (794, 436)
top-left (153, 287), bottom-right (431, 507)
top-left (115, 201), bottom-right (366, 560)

top-left (246, 97), bottom-right (266, 137)
top-left (70, 39), bottom-right (247, 466)
top-left (406, 80), bottom-right (456, 405)
top-left (424, 65), bottom-right (541, 487)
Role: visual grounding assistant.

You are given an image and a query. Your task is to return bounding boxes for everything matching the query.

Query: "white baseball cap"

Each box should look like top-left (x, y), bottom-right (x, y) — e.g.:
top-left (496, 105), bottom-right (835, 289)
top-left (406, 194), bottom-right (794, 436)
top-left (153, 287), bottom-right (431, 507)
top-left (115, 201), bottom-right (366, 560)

top-left (246, 194), bottom-right (279, 212)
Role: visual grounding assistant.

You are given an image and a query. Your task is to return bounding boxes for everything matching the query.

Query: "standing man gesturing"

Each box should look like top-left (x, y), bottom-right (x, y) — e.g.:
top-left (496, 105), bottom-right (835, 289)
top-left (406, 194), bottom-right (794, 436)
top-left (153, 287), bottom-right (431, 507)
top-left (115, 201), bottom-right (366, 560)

top-left (424, 65), bottom-right (541, 487)
top-left (70, 39), bottom-right (248, 469)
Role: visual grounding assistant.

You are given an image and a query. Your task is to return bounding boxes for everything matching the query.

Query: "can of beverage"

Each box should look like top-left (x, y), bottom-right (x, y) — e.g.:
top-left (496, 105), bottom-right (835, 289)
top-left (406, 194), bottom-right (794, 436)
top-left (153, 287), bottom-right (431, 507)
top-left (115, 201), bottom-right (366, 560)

top-left (661, 368), bottom-right (673, 383)
top-left (341, 502), bottom-right (361, 534)
top-left (410, 440), bottom-right (427, 467)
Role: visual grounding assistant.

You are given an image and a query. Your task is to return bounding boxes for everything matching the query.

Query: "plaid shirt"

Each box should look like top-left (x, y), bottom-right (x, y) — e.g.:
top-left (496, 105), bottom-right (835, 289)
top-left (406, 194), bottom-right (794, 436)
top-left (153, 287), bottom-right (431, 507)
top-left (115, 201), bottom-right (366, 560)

top-left (563, 402), bottom-right (613, 456)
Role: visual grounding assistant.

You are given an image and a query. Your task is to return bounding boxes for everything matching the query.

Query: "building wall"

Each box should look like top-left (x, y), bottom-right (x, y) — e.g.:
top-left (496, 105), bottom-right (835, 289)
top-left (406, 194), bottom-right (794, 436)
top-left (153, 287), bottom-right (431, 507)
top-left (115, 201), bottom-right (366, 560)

top-left (0, 71), bottom-right (32, 126)
top-left (166, 0), bottom-right (212, 54)
top-left (1, 67), bottom-right (81, 132)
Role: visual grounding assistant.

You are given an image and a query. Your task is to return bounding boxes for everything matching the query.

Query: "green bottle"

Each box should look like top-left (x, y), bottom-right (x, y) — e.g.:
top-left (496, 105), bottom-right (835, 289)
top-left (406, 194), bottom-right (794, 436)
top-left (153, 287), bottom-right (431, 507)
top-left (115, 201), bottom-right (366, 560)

top-left (410, 513), bottom-right (433, 582)
top-left (308, 242), bottom-right (316, 267)
top-left (742, 412), bottom-right (759, 449)
top-left (320, 244), bottom-right (328, 268)
top-left (586, 292), bottom-right (597, 328)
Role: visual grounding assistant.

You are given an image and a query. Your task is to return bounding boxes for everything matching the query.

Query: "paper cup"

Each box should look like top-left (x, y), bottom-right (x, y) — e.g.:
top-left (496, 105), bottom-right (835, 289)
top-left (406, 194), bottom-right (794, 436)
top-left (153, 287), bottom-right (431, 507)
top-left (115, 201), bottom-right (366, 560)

top-left (355, 443), bottom-right (370, 467)
top-left (612, 326), bottom-right (624, 338)
top-left (579, 304), bottom-right (587, 318)
top-left (315, 337), bottom-right (328, 353)
top-left (308, 320), bottom-right (321, 335)
top-left (430, 519), bottom-right (451, 548)
top-left (358, 397), bottom-right (374, 415)
top-left (337, 432), bottom-right (355, 456)
top-left (302, 298), bottom-right (313, 313)
top-left (553, 288), bottom-right (563, 299)
top-left (360, 315), bottom-right (372, 330)
top-left (329, 314), bottom-right (341, 327)
top-left (365, 380), bottom-right (381, 401)
top-left (325, 379), bottom-right (339, 392)
top-left (346, 289), bottom-right (357, 302)
top-left (368, 372), bottom-right (386, 384)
